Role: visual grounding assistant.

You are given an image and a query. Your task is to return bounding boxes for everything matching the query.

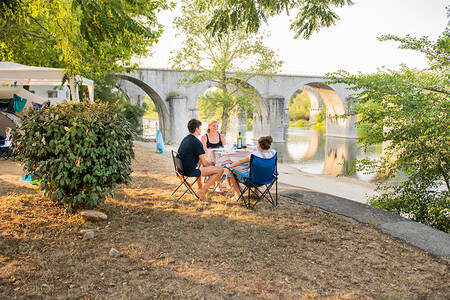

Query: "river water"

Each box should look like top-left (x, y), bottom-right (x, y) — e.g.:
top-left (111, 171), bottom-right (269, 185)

top-left (246, 127), bottom-right (382, 183)
top-left (143, 120), bottom-right (382, 183)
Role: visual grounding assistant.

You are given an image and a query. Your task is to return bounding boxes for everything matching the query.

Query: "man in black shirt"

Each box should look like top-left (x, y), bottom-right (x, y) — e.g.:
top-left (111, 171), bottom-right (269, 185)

top-left (178, 118), bottom-right (224, 200)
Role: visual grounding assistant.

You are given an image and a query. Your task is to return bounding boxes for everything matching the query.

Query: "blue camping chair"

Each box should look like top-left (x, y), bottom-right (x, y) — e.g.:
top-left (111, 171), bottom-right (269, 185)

top-left (228, 153), bottom-right (278, 209)
top-left (0, 135), bottom-right (14, 159)
top-left (171, 150), bottom-right (201, 201)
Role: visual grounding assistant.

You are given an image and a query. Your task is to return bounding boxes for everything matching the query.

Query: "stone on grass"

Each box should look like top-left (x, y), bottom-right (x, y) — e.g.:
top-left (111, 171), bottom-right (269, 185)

top-left (80, 210), bottom-right (107, 221)
top-left (109, 248), bottom-right (120, 258)
top-left (82, 230), bottom-right (95, 240)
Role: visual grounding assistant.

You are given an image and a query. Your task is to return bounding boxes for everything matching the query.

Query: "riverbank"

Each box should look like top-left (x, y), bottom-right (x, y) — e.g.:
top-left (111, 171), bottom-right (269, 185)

top-left (135, 140), bottom-right (378, 204)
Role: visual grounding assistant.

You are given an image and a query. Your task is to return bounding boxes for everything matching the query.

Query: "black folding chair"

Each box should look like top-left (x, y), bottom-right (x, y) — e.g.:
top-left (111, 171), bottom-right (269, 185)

top-left (171, 150), bottom-right (201, 201)
top-left (227, 154), bottom-right (278, 209)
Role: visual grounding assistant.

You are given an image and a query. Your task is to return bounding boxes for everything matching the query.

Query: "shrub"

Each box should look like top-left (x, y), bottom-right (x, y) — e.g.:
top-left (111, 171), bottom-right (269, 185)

top-left (122, 101), bottom-right (145, 136)
top-left (369, 182), bottom-right (449, 233)
top-left (15, 102), bottom-right (134, 213)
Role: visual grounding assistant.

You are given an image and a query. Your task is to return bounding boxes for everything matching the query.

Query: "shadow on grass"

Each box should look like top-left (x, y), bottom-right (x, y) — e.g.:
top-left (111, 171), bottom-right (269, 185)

top-left (1, 146), bottom-right (449, 299)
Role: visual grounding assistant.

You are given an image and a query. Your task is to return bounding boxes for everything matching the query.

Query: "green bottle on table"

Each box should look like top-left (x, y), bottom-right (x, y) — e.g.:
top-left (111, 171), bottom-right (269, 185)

top-left (237, 131), bottom-right (243, 149)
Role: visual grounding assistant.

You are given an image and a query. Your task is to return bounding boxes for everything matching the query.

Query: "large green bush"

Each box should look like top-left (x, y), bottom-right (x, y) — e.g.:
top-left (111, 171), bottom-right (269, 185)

top-left (15, 102), bottom-right (134, 213)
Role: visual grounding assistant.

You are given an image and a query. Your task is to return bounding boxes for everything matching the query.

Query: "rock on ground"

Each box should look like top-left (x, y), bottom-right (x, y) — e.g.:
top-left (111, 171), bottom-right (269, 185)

top-left (80, 210), bottom-right (108, 221)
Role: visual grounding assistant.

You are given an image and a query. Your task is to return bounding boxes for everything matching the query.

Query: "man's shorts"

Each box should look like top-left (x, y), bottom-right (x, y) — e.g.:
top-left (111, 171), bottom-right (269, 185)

top-left (184, 167), bottom-right (201, 178)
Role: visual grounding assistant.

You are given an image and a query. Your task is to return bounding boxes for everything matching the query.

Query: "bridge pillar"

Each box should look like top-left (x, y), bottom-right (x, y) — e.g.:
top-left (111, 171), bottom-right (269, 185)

top-left (167, 95), bottom-right (189, 144)
top-left (229, 111), bottom-right (248, 146)
top-left (266, 96), bottom-right (286, 143)
top-left (189, 108), bottom-right (198, 119)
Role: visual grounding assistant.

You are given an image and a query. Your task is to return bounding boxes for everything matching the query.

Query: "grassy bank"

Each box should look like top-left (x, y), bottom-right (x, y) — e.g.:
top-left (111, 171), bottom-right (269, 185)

top-left (0, 146), bottom-right (448, 299)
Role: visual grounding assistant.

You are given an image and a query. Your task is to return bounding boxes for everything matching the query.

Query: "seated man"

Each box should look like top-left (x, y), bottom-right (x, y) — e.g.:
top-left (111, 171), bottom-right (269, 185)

top-left (177, 118), bottom-right (224, 200)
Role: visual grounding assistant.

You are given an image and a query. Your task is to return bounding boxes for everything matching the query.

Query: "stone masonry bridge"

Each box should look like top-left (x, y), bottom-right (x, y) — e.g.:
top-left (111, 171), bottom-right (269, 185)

top-left (116, 68), bottom-right (357, 143)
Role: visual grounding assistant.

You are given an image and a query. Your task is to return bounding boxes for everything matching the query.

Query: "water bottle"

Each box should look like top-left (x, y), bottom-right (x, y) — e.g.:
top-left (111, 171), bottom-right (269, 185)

top-left (237, 131), bottom-right (243, 149)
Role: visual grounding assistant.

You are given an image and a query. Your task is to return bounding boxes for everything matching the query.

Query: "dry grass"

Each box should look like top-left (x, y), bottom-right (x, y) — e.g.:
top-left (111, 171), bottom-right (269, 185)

top-left (0, 145), bottom-right (449, 299)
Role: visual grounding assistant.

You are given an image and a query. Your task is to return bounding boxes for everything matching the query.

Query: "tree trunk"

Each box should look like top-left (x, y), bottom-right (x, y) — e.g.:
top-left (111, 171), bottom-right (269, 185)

top-left (220, 79), bottom-right (229, 136)
top-left (221, 110), bottom-right (229, 136)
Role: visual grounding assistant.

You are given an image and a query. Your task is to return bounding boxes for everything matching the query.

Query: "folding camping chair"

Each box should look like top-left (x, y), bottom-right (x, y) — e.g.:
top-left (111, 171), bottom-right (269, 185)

top-left (0, 135), bottom-right (14, 159)
top-left (228, 153), bottom-right (278, 209)
top-left (171, 150), bottom-right (201, 201)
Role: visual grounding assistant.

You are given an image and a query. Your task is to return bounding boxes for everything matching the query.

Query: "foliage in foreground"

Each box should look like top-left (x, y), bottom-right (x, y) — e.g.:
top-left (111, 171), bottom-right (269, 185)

top-left (197, 0), bottom-right (353, 39)
top-left (0, 0), bottom-right (167, 78)
top-left (15, 102), bottom-right (134, 213)
top-left (330, 19), bottom-right (450, 232)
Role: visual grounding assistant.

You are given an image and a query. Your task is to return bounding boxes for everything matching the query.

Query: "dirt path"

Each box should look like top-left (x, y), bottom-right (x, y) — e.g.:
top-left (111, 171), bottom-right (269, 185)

top-left (0, 145), bottom-right (449, 299)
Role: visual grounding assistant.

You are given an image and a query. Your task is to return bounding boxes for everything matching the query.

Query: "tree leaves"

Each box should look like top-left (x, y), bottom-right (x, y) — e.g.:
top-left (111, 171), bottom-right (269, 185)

top-left (0, 0), bottom-right (167, 78)
top-left (14, 102), bottom-right (135, 212)
top-left (197, 0), bottom-right (353, 39)
top-left (328, 17), bottom-right (450, 232)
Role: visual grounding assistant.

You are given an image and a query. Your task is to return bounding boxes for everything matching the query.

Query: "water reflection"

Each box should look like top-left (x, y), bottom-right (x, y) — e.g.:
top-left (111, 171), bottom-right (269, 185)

top-left (247, 127), bottom-right (381, 183)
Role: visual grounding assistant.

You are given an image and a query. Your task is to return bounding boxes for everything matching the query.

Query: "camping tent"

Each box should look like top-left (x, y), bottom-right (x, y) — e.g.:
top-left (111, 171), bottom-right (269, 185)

top-left (0, 86), bottom-right (48, 115)
top-left (0, 62), bottom-right (94, 102)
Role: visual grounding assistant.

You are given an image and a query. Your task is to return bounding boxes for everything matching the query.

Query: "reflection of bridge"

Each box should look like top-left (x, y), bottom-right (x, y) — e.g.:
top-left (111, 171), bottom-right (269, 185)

top-left (278, 129), bottom-right (357, 176)
top-left (117, 68), bottom-right (357, 143)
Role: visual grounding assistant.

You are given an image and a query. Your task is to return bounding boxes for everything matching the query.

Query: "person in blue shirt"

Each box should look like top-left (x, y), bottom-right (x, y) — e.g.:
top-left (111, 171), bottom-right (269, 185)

top-left (178, 118), bottom-right (224, 200)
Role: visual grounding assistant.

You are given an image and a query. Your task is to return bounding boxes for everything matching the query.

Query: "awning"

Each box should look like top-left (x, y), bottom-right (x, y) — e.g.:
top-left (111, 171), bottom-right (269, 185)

top-left (0, 86), bottom-right (49, 116)
top-left (0, 62), bottom-right (94, 102)
top-left (0, 111), bottom-right (21, 134)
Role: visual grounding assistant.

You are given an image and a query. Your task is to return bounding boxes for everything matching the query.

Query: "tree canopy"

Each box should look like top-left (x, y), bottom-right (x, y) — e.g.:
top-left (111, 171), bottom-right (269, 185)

top-left (329, 15), bottom-right (449, 232)
top-left (0, 0), bottom-right (168, 78)
top-left (195, 0), bottom-right (353, 39)
top-left (171, 0), bottom-right (282, 134)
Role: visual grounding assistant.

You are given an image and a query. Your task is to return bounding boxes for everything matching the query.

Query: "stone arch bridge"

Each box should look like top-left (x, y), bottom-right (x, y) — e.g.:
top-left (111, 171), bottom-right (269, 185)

top-left (117, 68), bottom-right (357, 143)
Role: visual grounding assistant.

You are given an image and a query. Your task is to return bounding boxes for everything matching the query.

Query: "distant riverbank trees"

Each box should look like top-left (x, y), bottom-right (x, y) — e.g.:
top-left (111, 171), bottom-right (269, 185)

top-left (289, 91), bottom-right (311, 122)
top-left (288, 91), bottom-right (327, 131)
top-left (330, 18), bottom-right (450, 232)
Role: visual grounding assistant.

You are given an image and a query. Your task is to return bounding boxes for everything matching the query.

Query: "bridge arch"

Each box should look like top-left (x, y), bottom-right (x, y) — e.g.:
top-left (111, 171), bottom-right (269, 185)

top-left (116, 74), bottom-right (170, 140)
top-left (286, 81), bottom-right (354, 138)
top-left (116, 68), bottom-right (357, 142)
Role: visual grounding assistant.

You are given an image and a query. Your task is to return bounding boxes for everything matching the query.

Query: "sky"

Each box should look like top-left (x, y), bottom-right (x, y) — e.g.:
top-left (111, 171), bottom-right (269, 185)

top-left (136, 0), bottom-right (449, 76)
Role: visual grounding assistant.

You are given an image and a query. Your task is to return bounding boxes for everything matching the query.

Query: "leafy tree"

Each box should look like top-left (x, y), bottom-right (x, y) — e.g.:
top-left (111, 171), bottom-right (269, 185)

top-left (289, 91), bottom-right (311, 121)
top-left (0, 0), bottom-right (168, 78)
top-left (171, 0), bottom-right (282, 134)
top-left (330, 18), bottom-right (449, 232)
top-left (95, 74), bottom-right (145, 135)
top-left (195, 0), bottom-right (353, 39)
top-left (14, 102), bottom-right (134, 213)
top-left (142, 96), bottom-right (159, 118)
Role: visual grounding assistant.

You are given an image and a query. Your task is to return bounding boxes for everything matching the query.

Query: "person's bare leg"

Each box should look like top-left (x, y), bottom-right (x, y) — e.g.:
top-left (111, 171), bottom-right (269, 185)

top-left (229, 174), bottom-right (241, 199)
top-left (197, 176), bottom-right (203, 189)
top-left (226, 177), bottom-right (232, 191)
top-left (197, 166), bottom-right (223, 199)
